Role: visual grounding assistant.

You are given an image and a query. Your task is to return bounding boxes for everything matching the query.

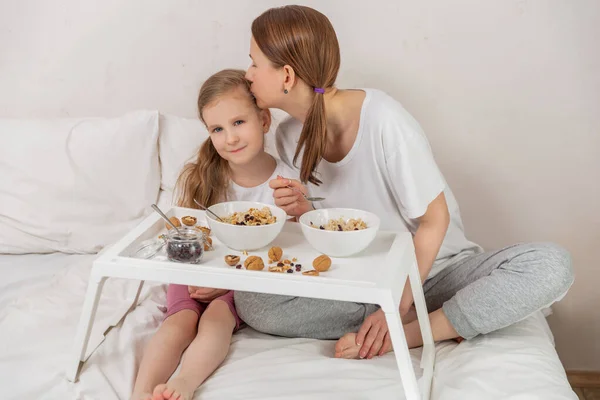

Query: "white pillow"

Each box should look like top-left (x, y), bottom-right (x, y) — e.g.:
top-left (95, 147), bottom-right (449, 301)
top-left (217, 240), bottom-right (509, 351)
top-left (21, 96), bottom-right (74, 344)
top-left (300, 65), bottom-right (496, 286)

top-left (0, 110), bottom-right (160, 254)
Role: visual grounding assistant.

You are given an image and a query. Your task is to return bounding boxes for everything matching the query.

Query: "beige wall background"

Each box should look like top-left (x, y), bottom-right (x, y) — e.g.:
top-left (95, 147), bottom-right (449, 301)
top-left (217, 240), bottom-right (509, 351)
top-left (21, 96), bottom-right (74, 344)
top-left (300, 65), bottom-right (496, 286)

top-left (1, 0), bottom-right (598, 370)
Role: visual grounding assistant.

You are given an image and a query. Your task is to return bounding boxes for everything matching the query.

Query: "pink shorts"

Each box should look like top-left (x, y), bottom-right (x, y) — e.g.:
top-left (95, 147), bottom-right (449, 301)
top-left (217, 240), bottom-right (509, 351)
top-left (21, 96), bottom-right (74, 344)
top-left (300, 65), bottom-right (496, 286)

top-left (165, 284), bottom-right (243, 331)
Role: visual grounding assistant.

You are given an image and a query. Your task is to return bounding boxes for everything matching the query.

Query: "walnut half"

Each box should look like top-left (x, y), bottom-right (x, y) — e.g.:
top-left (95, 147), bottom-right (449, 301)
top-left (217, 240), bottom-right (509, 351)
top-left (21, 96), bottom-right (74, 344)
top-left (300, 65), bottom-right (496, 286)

top-left (224, 255), bottom-right (240, 266)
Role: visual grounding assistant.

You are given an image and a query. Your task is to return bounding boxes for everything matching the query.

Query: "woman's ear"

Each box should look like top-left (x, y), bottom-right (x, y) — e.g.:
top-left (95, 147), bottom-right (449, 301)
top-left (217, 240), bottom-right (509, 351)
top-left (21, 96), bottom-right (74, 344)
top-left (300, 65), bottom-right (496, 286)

top-left (282, 65), bottom-right (296, 91)
top-left (260, 109), bottom-right (272, 134)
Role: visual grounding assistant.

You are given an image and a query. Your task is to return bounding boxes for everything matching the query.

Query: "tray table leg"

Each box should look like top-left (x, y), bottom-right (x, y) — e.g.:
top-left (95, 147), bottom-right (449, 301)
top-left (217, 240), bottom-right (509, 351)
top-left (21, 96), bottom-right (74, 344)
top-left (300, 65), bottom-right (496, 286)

top-left (130, 280), bottom-right (145, 312)
top-left (65, 273), bottom-right (107, 382)
top-left (384, 303), bottom-right (421, 400)
top-left (409, 264), bottom-right (435, 399)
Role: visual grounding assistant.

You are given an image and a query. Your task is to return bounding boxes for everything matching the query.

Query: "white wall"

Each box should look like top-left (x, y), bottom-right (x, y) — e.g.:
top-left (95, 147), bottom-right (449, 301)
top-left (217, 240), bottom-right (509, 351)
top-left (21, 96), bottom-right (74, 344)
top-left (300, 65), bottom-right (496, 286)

top-left (1, 0), bottom-right (598, 370)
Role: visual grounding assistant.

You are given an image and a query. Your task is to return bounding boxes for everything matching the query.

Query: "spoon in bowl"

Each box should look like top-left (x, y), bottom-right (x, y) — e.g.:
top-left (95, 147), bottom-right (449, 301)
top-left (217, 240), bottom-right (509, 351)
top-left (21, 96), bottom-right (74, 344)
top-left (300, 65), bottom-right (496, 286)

top-left (277, 175), bottom-right (325, 202)
top-left (193, 199), bottom-right (226, 223)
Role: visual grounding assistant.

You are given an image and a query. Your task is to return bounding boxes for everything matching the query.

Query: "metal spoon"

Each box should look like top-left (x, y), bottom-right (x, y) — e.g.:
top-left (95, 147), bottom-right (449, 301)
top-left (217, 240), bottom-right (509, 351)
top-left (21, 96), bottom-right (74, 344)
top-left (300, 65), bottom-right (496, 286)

top-left (193, 198), bottom-right (226, 223)
top-left (287, 186), bottom-right (325, 202)
top-left (151, 204), bottom-right (183, 234)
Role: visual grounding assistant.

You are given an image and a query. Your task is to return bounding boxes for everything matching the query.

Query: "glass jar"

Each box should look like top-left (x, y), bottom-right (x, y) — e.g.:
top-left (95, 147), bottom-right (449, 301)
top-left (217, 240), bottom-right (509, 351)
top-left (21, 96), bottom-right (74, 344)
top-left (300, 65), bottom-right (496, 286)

top-left (166, 227), bottom-right (205, 264)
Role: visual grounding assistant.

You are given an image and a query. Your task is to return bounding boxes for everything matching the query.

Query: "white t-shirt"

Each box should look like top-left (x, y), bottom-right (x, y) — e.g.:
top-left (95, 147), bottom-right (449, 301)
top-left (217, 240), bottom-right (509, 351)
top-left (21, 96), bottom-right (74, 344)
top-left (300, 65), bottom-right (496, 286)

top-left (228, 158), bottom-right (299, 204)
top-left (275, 88), bottom-right (482, 279)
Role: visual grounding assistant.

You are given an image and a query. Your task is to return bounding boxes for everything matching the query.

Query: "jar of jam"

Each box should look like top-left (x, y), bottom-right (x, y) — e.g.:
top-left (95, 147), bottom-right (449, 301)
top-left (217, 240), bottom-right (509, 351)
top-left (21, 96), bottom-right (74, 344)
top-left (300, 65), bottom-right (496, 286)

top-left (166, 227), bottom-right (205, 264)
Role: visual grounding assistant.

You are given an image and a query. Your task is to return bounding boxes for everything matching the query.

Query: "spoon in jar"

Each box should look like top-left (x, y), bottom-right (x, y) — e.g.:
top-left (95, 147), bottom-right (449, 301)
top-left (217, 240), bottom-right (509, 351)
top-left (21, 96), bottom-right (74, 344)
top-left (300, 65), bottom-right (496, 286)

top-left (151, 204), bottom-right (183, 235)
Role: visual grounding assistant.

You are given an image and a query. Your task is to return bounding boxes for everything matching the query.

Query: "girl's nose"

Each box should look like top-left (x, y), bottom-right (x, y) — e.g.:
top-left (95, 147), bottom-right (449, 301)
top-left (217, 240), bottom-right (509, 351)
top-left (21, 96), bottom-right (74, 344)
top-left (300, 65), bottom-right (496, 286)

top-left (245, 68), bottom-right (253, 82)
top-left (226, 132), bottom-right (240, 145)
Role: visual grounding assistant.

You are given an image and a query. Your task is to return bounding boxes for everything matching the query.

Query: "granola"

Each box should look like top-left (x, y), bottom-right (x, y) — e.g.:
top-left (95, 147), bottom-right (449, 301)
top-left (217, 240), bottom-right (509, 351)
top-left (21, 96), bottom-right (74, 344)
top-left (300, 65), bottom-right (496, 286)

top-left (310, 217), bottom-right (367, 231)
top-left (223, 207), bottom-right (277, 226)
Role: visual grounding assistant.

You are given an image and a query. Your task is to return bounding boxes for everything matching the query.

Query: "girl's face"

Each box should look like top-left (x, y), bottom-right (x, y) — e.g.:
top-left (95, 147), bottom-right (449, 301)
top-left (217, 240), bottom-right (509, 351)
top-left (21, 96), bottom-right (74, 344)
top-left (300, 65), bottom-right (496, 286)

top-left (245, 37), bottom-right (285, 109)
top-left (202, 87), bottom-right (271, 167)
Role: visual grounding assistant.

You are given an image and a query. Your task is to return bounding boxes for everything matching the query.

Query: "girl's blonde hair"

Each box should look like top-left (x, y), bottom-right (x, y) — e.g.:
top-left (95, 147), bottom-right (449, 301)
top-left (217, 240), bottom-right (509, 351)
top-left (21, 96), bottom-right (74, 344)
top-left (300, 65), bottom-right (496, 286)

top-left (175, 69), bottom-right (260, 208)
top-left (252, 5), bottom-right (340, 185)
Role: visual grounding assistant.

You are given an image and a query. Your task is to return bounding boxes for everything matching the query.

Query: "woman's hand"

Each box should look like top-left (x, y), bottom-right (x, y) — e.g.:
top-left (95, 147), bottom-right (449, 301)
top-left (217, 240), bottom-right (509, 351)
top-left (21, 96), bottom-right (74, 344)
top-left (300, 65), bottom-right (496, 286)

top-left (269, 175), bottom-right (314, 218)
top-left (356, 309), bottom-right (393, 359)
top-left (188, 286), bottom-right (228, 302)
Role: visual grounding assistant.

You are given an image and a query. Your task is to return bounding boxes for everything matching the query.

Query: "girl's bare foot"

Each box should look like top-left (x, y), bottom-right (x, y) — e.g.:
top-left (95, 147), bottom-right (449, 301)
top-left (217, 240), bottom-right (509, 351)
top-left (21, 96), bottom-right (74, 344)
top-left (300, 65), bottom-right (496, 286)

top-left (152, 377), bottom-right (196, 400)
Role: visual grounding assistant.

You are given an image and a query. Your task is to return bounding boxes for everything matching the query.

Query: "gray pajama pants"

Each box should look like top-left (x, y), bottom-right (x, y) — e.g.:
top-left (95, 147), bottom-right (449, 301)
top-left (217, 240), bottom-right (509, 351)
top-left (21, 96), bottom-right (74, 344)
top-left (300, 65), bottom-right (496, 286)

top-left (234, 242), bottom-right (574, 340)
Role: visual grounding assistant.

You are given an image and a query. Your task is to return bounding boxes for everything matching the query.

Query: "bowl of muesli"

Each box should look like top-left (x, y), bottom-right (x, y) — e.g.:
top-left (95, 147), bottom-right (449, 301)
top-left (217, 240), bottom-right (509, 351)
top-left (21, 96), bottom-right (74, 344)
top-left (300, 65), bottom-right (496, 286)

top-left (206, 201), bottom-right (286, 251)
top-left (298, 208), bottom-right (380, 257)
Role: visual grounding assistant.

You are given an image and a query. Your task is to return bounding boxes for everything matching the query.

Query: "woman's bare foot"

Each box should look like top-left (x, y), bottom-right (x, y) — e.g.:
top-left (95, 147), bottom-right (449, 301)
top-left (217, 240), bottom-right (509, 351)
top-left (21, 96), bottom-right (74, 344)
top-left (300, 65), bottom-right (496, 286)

top-left (152, 377), bottom-right (196, 400)
top-left (334, 332), bottom-right (362, 359)
top-left (334, 332), bottom-right (395, 359)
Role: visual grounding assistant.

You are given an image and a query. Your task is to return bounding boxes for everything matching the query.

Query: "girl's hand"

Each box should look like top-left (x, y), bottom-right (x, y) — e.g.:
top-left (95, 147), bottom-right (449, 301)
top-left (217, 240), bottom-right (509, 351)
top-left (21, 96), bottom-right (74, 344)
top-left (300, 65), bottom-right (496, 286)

top-left (269, 175), bottom-right (314, 218)
top-left (188, 286), bottom-right (228, 302)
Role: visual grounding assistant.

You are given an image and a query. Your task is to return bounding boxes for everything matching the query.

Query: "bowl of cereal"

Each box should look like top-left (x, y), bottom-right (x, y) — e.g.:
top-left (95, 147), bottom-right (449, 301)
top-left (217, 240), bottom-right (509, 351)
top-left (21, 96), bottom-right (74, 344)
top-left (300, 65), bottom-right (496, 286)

top-left (298, 208), bottom-right (380, 257)
top-left (205, 201), bottom-right (286, 251)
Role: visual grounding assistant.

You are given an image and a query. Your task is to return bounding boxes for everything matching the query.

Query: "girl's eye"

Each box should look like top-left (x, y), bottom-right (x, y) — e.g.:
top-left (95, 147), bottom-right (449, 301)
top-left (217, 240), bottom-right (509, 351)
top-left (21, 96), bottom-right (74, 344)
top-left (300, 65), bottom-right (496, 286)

top-left (233, 120), bottom-right (244, 126)
top-left (212, 127), bottom-right (222, 133)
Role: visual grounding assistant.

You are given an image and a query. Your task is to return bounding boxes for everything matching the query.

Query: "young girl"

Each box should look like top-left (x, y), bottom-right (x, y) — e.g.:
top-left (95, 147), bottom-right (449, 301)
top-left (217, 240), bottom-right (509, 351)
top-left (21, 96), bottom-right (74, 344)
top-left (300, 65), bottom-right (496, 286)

top-left (235, 5), bottom-right (574, 360)
top-left (131, 69), bottom-right (298, 400)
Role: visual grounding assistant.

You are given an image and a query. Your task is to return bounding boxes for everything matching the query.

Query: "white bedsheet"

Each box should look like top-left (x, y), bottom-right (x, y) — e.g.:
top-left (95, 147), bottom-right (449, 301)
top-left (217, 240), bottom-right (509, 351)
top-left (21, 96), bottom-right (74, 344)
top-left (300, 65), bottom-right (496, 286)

top-left (0, 253), bottom-right (577, 400)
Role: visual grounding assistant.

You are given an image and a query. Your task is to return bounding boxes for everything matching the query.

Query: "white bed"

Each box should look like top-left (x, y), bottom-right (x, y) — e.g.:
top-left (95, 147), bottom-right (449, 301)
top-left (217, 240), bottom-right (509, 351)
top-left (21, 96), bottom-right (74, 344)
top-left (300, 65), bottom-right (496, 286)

top-left (0, 252), bottom-right (577, 400)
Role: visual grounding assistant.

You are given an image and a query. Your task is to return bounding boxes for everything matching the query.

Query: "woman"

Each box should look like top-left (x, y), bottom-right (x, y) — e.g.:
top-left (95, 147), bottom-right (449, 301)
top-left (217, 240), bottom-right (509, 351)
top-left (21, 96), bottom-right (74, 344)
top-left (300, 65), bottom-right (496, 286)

top-left (235, 5), bottom-right (574, 360)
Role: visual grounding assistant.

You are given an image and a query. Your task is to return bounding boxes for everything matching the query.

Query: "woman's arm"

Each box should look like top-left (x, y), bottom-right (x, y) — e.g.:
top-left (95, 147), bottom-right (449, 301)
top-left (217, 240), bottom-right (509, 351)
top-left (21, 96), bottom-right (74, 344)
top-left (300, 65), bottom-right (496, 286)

top-left (399, 191), bottom-right (450, 314)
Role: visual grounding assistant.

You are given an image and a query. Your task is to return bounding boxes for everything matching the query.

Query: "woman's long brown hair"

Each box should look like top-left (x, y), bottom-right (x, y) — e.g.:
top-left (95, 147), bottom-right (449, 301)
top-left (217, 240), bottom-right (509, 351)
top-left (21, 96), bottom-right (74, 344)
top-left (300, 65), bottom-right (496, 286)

top-left (252, 5), bottom-right (340, 185)
top-left (175, 69), bottom-right (260, 208)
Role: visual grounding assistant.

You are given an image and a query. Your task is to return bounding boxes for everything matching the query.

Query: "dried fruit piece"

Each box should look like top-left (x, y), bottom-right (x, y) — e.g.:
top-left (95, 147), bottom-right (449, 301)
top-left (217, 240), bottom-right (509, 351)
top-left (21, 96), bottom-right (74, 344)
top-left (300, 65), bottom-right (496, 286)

top-left (166, 217), bottom-right (181, 230)
top-left (236, 264), bottom-right (242, 269)
top-left (302, 270), bottom-right (320, 276)
top-left (287, 269), bottom-right (293, 273)
top-left (292, 257), bottom-right (298, 262)
top-left (268, 246), bottom-right (283, 262)
top-left (181, 216), bottom-right (197, 226)
top-left (313, 255), bottom-right (332, 272)
top-left (283, 259), bottom-right (292, 265)
top-left (244, 256), bottom-right (264, 271)
top-left (224, 255), bottom-right (240, 266)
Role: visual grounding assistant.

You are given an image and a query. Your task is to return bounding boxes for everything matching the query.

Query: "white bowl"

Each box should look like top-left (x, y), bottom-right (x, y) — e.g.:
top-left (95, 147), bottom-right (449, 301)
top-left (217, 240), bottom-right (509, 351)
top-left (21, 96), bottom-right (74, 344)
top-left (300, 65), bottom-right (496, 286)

top-left (206, 201), bottom-right (286, 251)
top-left (298, 208), bottom-right (380, 257)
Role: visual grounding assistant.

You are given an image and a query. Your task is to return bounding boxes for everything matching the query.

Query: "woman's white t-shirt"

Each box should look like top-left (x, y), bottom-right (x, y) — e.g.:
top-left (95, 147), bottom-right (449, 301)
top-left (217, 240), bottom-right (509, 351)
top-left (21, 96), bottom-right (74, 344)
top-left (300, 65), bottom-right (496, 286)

top-left (275, 88), bottom-right (482, 279)
top-left (228, 158), bottom-right (299, 204)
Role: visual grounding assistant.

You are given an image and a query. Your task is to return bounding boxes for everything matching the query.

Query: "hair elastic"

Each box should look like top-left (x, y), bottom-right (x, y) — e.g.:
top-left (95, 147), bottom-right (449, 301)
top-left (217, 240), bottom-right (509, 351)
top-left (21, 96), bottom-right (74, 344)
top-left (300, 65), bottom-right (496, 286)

top-left (313, 87), bottom-right (325, 94)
